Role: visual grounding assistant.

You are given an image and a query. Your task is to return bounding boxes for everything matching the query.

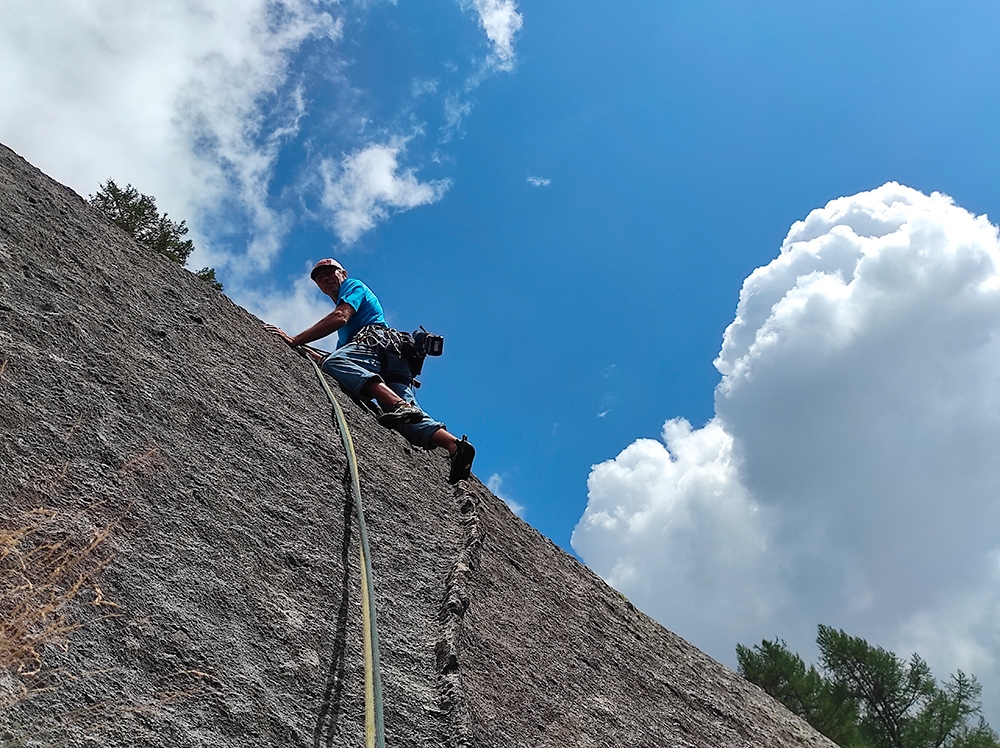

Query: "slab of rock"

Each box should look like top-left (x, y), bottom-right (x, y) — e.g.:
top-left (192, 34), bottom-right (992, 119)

top-left (0, 142), bottom-right (834, 748)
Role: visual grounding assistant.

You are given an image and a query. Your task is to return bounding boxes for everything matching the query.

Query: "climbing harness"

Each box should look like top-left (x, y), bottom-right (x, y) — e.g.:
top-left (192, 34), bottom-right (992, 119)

top-left (352, 323), bottom-right (444, 382)
top-left (301, 349), bottom-right (386, 748)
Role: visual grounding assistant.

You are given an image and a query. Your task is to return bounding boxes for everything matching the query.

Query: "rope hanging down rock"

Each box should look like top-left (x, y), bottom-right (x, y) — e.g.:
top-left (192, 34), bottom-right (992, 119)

top-left (301, 349), bottom-right (386, 748)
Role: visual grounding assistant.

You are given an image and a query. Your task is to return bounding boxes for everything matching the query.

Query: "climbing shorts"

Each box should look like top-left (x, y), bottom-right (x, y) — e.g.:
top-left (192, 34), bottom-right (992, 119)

top-left (321, 343), bottom-right (445, 449)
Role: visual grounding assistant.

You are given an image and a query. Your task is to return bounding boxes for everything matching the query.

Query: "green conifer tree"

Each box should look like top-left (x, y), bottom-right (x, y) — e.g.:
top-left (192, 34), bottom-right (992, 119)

top-left (737, 627), bottom-right (999, 748)
top-left (737, 637), bottom-right (862, 746)
top-left (89, 179), bottom-right (221, 289)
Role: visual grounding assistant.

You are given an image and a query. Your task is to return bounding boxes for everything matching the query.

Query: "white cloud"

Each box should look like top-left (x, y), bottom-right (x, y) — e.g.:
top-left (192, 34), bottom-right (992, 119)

top-left (0, 1), bottom-right (339, 271)
top-left (575, 419), bottom-right (782, 638)
top-left (243, 265), bottom-right (342, 349)
top-left (487, 474), bottom-right (525, 517)
top-left (443, 94), bottom-right (475, 136)
top-left (573, 183), bottom-right (1000, 718)
top-left (463, 0), bottom-right (523, 70)
top-left (439, 0), bottom-right (522, 138)
top-left (0, 1), bottom-right (525, 288)
top-left (0, 0), bottom-right (528, 300)
top-left (526, 176), bottom-right (551, 187)
top-left (320, 140), bottom-right (450, 244)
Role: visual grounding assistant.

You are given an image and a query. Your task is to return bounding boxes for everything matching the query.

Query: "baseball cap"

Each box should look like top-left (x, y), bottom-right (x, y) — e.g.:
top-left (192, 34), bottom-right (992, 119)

top-left (310, 258), bottom-right (345, 280)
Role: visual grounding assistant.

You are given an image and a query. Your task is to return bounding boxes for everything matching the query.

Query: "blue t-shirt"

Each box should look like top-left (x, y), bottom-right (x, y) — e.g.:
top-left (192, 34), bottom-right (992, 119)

top-left (337, 277), bottom-right (385, 347)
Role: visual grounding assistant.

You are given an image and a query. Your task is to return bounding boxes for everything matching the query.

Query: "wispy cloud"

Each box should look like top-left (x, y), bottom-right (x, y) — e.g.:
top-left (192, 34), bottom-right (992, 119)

top-left (242, 267), bottom-right (340, 348)
top-left (319, 139), bottom-right (451, 244)
top-left (0, 0), bottom-right (525, 306)
top-left (443, 94), bottom-right (475, 137)
top-left (0, 0), bottom-right (524, 275)
top-left (574, 183), bottom-right (1000, 716)
top-left (487, 474), bottom-right (525, 517)
top-left (526, 175), bottom-right (551, 187)
top-left (441, 0), bottom-right (523, 139)
top-left (463, 0), bottom-right (523, 70)
top-left (0, 0), bottom-right (340, 272)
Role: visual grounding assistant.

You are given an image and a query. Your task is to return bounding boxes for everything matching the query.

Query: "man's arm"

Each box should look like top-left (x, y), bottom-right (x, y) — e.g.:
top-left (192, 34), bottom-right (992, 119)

top-left (289, 301), bottom-right (355, 346)
top-left (264, 301), bottom-right (355, 347)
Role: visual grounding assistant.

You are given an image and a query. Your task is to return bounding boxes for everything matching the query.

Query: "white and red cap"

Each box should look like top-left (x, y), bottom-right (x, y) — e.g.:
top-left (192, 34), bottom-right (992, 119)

top-left (310, 258), bottom-right (345, 280)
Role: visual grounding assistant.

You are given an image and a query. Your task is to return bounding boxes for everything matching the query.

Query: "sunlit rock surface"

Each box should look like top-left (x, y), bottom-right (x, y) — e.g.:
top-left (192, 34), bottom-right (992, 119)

top-left (0, 142), bottom-right (834, 748)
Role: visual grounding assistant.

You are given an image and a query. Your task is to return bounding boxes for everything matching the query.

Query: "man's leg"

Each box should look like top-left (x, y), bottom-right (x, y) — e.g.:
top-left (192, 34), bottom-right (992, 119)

top-left (433, 427), bottom-right (475, 483)
top-left (385, 379), bottom-right (475, 483)
top-left (321, 345), bottom-right (421, 427)
top-left (361, 379), bottom-right (409, 411)
top-left (320, 344), bottom-right (382, 399)
top-left (429, 427), bottom-right (460, 455)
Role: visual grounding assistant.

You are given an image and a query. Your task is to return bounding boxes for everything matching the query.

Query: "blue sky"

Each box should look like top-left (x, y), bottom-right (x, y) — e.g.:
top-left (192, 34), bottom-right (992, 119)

top-left (6, 0), bottom-right (1000, 722)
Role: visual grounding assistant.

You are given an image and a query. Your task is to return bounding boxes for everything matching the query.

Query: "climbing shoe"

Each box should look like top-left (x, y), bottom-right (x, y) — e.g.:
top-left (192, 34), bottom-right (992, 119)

top-left (448, 436), bottom-right (475, 484)
top-left (377, 401), bottom-right (423, 428)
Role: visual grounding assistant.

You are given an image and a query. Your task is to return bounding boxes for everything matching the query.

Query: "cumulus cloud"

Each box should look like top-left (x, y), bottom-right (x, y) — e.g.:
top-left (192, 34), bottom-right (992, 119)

top-left (0, 0), bottom-right (339, 270)
top-left (320, 140), bottom-right (450, 244)
top-left (575, 419), bottom-right (782, 639)
top-left (526, 176), bottom-right (551, 187)
top-left (573, 183), bottom-right (1000, 715)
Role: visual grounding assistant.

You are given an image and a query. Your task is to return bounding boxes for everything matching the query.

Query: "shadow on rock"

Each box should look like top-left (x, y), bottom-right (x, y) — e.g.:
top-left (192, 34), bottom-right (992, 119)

top-left (313, 477), bottom-right (354, 748)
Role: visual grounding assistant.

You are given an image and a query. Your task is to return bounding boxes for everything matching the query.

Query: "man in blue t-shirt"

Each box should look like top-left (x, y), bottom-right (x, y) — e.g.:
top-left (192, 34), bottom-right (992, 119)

top-left (265, 258), bottom-right (474, 484)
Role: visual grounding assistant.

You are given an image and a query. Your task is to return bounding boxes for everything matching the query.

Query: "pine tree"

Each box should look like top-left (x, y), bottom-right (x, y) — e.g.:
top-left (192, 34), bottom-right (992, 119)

top-left (89, 179), bottom-right (221, 289)
top-left (737, 627), bottom-right (999, 748)
top-left (737, 637), bottom-right (862, 746)
top-left (194, 267), bottom-right (223, 291)
top-left (818, 625), bottom-right (998, 748)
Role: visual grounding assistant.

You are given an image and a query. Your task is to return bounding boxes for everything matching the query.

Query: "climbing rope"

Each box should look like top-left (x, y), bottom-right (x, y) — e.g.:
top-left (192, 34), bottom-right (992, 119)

top-left (301, 350), bottom-right (386, 748)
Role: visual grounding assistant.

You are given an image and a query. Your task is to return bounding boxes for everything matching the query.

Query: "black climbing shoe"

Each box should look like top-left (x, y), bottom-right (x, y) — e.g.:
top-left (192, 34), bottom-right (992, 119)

top-left (448, 436), bottom-right (475, 484)
top-left (377, 401), bottom-right (423, 428)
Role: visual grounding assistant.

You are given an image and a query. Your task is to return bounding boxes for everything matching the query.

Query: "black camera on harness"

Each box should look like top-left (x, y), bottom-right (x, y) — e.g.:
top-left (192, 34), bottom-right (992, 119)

top-left (412, 327), bottom-right (444, 357)
top-left (395, 326), bottom-right (444, 382)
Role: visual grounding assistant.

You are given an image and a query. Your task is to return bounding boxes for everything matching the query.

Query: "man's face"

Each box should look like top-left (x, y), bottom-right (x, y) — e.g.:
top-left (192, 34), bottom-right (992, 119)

top-left (313, 266), bottom-right (345, 299)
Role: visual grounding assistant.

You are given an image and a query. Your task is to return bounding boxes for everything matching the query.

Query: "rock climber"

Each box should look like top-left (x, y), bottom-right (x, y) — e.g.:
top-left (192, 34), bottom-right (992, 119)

top-left (265, 258), bottom-right (475, 484)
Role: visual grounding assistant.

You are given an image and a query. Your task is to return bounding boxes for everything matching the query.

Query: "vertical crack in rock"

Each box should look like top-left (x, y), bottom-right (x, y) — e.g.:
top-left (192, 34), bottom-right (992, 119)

top-left (435, 484), bottom-right (482, 748)
top-left (0, 140), bottom-right (841, 747)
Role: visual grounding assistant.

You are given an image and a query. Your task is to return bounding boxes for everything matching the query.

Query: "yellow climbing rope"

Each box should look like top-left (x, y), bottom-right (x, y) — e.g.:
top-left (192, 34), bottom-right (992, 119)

top-left (303, 350), bottom-right (386, 748)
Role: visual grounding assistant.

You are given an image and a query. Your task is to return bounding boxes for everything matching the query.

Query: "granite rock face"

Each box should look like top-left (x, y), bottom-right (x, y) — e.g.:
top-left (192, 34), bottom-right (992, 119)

top-left (0, 142), bottom-right (835, 748)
